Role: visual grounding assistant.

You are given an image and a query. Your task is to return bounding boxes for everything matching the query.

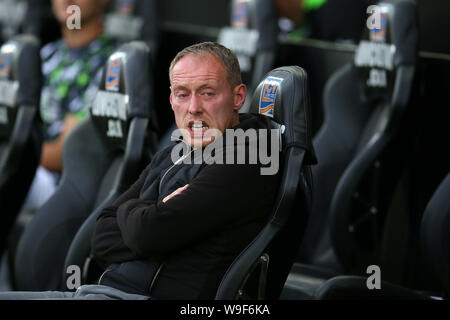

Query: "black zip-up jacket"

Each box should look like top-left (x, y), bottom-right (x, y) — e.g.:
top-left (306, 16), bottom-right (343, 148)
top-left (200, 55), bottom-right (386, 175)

top-left (92, 114), bottom-right (281, 299)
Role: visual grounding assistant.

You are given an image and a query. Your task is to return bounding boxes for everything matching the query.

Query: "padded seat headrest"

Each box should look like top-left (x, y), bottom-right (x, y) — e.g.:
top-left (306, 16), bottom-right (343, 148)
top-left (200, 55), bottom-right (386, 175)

top-left (97, 41), bottom-right (151, 118)
top-left (0, 34), bottom-right (41, 107)
top-left (358, 0), bottom-right (418, 67)
top-left (90, 41), bottom-right (153, 149)
top-left (248, 66), bottom-right (317, 165)
top-left (0, 34), bottom-right (40, 138)
top-left (355, 0), bottom-right (418, 98)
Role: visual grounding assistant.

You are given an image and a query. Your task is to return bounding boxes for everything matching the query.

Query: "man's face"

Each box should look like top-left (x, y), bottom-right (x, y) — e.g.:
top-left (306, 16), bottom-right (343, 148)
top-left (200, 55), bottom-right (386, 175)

top-left (170, 54), bottom-right (246, 148)
top-left (52, 0), bottom-right (109, 26)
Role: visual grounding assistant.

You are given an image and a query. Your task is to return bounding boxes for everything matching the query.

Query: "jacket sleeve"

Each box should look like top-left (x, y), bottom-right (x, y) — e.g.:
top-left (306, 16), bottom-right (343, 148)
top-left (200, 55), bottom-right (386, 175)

top-left (116, 162), bottom-right (280, 257)
top-left (91, 163), bottom-right (153, 262)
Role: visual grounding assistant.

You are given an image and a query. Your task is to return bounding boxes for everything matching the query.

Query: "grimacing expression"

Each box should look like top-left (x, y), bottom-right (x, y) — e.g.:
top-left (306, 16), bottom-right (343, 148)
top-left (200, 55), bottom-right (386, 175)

top-left (52, 0), bottom-right (109, 26)
top-left (170, 54), bottom-right (246, 147)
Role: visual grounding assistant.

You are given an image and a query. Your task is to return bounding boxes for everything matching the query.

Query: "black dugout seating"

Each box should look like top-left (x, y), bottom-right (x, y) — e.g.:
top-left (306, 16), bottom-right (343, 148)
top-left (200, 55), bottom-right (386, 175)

top-left (7, 41), bottom-right (159, 291)
top-left (104, 0), bottom-right (160, 52)
top-left (0, 34), bottom-right (42, 259)
top-left (65, 65), bottom-right (317, 299)
top-left (215, 66), bottom-right (317, 299)
top-left (282, 0), bottom-right (419, 299)
top-left (315, 172), bottom-right (450, 300)
top-left (218, 0), bottom-right (277, 113)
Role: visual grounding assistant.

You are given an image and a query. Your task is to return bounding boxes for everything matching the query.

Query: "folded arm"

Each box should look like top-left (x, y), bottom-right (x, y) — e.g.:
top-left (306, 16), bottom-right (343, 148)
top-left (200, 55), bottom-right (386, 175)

top-left (91, 163), bottom-right (153, 262)
top-left (115, 163), bottom-right (278, 257)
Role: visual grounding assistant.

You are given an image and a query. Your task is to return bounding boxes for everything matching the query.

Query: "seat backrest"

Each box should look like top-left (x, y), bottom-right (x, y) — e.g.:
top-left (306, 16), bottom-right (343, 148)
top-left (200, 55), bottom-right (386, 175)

top-left (218, 0), bottom-right (277, 112)
top-left (314, 172), bottom-right (450, 300)
top-left (104, 0), bottom-right (160, 52)
top-left (0, 34), bottom-right (42, 256)
top-left (13, 41), bottom-right (158, 291)
top-left (420, 172), bottom-right (450, 297)
top-left (298, 0), bottom-right (419, 272)
top-left (215, 66), bottom-right (317, 299)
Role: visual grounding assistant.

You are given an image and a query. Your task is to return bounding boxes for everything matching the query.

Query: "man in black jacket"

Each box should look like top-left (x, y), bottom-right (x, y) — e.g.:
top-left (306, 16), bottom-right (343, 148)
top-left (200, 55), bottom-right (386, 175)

top-left (0, 42), bottom-right (281, 300)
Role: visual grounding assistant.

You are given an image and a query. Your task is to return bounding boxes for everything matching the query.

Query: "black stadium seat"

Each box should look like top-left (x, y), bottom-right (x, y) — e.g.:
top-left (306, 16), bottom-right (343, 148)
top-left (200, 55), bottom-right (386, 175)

top-left (9, 41), bottom-right (159, 291)
top-left (216, 66), bottom-right (317, 299)
top-left (0, 34), bottom-right (42, 259)
top-left (282, 0), bottom-right (419, 299)
top-left (61, 65), bottom-right (317, 299)
top-left (315, 172), bottom-right (450, 300)
top-left (218, 0), bottom-right (278, 113)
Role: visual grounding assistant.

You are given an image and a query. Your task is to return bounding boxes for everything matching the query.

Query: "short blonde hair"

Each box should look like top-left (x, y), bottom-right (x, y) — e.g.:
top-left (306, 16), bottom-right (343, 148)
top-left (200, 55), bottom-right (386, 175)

top-left (169, 42), bottom-right (242, 88)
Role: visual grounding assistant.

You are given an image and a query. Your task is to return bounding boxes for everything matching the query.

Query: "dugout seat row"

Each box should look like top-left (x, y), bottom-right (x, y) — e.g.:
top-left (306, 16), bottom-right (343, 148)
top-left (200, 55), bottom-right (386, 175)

top-left (67, 65), bottom-right (317, 300)
top-left (0, 34), bottom-right (42, 260)
top-left (0, 0), bottom-right (162, 291)
top-left (0, 41), bottom-right (159, 291)
top-left (0, 30), bottom-right (319, 299)
top-left (0, 0), bottom-right (447, 300)
top-left (282, 0), bottom-right (420, 299)
top-left (0, 39), bottom-right (318, 299)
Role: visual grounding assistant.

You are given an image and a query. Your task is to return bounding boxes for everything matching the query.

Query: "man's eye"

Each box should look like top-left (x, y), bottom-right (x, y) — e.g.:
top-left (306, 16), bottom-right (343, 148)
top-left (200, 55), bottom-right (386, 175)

top-left (177, 93), bottom-right (188, 99)
top-left (203, 92), bottom-right (214, 97)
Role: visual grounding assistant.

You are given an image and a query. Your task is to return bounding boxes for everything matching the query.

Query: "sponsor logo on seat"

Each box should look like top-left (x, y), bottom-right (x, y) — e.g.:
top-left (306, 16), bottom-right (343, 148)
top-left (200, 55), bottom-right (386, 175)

top-left (106, 57), bottom-right (122, 92)
top-left (0, 53), bottom-right (13, 79)
top-left (366, 3), bottom-right (392, 43)
top-left (259, 76), bottom-right (283, 118)
top-left (370, 11), bottom-right (388, 42)
top-left (231, 0), bottom-right (250, 28)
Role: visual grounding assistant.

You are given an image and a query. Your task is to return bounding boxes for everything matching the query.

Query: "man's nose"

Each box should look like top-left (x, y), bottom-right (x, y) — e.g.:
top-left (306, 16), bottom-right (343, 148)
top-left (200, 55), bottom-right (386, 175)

top-left (188, 95), bottom-right (203, 114)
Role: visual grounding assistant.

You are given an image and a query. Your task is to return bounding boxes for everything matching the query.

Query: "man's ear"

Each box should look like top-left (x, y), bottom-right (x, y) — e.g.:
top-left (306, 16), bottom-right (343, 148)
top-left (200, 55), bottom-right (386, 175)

top-left (233, 84), bottom-right (247, 112)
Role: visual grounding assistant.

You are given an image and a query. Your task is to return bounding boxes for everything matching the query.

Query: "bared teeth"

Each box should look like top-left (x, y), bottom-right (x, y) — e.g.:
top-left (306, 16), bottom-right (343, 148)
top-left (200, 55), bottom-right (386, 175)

top-left (192, 121), bottom-right (208, 131)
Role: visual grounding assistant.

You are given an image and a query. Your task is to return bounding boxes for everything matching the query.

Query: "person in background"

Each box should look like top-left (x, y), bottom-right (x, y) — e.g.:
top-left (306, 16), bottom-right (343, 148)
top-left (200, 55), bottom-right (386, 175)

top-left (26, 0), bottom-right (116, 208)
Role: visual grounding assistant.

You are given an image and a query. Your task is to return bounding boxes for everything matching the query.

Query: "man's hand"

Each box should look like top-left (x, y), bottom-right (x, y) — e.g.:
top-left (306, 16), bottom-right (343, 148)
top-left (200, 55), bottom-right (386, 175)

top-left (162, 184), bottom-right (189, 203)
